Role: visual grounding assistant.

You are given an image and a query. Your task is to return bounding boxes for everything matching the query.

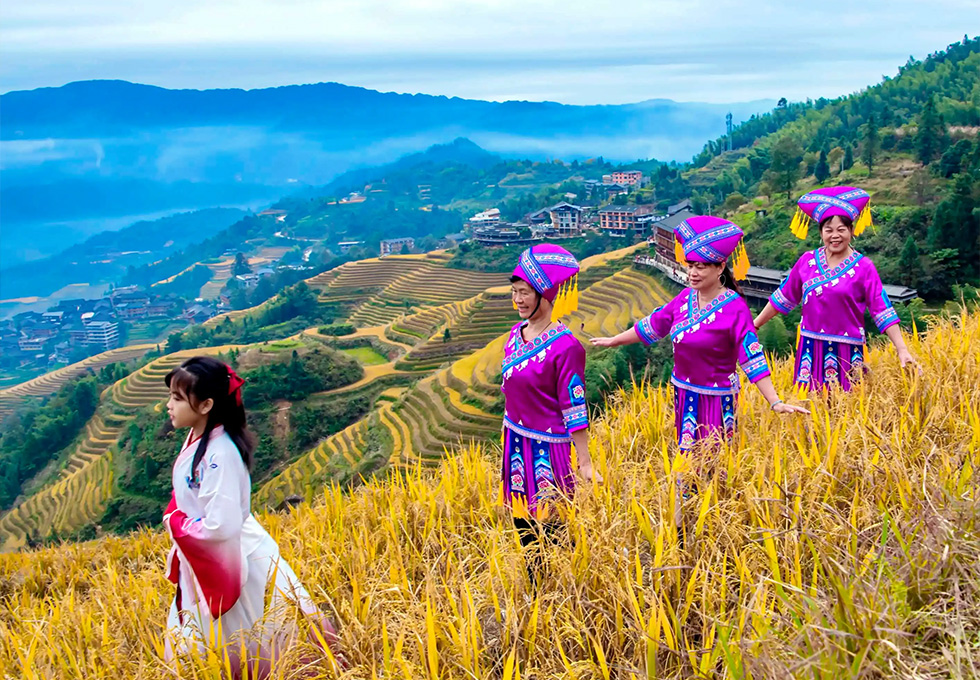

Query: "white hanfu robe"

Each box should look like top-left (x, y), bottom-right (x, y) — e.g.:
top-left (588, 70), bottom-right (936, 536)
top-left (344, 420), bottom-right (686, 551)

top-left (163, 425), bottom-right (338, 671)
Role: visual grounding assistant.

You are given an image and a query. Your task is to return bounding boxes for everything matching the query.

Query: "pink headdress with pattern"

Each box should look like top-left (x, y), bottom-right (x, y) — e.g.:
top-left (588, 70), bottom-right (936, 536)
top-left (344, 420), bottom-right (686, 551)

top-left (512, 243), bottom-right (581, 321)
top-left (789, 186), bottom-right (872, 239)
top-left (673, 215), bottom-right (751, 280)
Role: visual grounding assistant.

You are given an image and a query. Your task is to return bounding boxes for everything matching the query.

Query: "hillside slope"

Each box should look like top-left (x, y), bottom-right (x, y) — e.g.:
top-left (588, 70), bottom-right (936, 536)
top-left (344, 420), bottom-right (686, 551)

top-left (1, 312), bottom-right (975, 678)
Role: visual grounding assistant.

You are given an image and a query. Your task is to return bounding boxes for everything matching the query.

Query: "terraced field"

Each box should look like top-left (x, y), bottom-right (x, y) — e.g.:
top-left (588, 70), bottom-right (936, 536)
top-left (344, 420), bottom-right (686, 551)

top-left (0, 350), bottom-right (230, 551)
top-left (199, 248), bottom-right (291, 299)
top-left (310, 253), bottom-right (507, 328)
top-left (256, 406), bottom-right (379, 508)
top-left (395, 289), bottom-right (515, 371)
top-left (0, 344), bottom-right (154, 419)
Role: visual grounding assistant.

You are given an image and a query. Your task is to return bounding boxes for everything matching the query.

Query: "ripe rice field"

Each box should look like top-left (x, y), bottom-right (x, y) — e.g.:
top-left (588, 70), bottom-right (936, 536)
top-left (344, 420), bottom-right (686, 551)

top-left (3, 309), bottom-right (976, 678)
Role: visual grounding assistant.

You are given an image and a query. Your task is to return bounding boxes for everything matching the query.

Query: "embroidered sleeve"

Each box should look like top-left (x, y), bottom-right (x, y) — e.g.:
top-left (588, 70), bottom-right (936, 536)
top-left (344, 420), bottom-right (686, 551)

top-left (770, 254), bottom-right (806, 314)
top-left (556, 339), bottom-right (589, 432)
top-left (635, 292), bottom-right (680, 345)
top-left (864, 261), bottom-right (900, 333)
top-left (735, 303), bottom-right (771, 383)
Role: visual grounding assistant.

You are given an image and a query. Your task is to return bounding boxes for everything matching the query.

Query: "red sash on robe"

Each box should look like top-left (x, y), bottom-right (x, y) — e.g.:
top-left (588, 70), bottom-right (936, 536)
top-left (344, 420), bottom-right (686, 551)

top-left (164, 491), bottom-right (242, 619)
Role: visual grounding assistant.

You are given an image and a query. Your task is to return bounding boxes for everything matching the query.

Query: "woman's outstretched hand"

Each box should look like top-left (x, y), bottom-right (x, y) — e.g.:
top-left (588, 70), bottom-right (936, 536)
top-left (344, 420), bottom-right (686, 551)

top-left (898, 347), bottom-right (920, 370)
top-left (773, 401), bottom-right (809, 415)
top-left (578, 462), bottom-right (604, 484)
top-left (590, 337), bottom-right (616, 348)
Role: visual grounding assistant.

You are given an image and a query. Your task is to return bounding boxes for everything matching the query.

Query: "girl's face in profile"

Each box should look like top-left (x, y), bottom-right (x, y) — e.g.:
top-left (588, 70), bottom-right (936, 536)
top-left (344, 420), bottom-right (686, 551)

top-left (167, 386), bottom-right (211, 431)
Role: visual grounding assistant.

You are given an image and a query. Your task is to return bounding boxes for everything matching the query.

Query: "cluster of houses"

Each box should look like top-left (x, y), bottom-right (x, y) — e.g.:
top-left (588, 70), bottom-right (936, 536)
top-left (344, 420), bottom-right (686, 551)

top-left (1, 287), bottom-right (218, 372)
top-left (462, 171), bottom-right (671, 246)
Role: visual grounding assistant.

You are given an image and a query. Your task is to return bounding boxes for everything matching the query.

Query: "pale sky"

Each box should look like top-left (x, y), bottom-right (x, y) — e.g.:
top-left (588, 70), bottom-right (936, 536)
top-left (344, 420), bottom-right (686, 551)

top-left (1, 0), bottom-right (977, 104)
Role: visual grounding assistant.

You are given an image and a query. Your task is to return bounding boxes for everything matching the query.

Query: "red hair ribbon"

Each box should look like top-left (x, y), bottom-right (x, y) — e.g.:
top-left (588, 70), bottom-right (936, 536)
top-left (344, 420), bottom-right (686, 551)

top-left (227, 365), bottom-right (245, 406)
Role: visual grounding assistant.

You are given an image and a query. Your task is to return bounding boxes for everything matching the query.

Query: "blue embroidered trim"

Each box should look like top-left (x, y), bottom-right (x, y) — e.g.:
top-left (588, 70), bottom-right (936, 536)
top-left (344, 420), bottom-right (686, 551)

top-left (873, 292), bottom-right (899, 332)
top-left (670, 289), bottom-right (738, 341)
top-left (519, 248), bottom-right (553, 294)
top-left (742, 331), bottom-right (764, 358)
top-left (502, 325), bottom-right (571, 373)
top-left (741, 355), bottom-right (770, 381)
top-left (534, 252), bottom-right (578, 268)
top-left (800, 190), bottom-right (867, 220)
top-left (636, 309), bottom-right (665, 345)
top-left (771, 286), bottom-right (796, 313)
top-left (683, 222), bottom-right (742, 253)
top-left (670, 374), bottom-right (740, 396)
top-left (803, 249), bottom-right (863, 299)
top-left (561, 404), bottom-right (589, 430)
top-left (800, 327), bottom-right (865, 345)
top-left (503, 417), bottom-right (571, 443)
top-left (567, 373), bottom-right (586, 405)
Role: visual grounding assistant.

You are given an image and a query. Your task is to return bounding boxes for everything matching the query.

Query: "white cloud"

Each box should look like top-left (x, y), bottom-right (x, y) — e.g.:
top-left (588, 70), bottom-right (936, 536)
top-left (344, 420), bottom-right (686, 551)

top-left (0, 0), bottom-right (976, 102)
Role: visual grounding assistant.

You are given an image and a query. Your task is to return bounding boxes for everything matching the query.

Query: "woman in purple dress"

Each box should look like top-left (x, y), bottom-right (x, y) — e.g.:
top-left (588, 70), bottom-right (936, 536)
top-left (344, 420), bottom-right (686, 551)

top-left (591, 216), bottom-right (807, 454)
top-left (503, 244), bottom-right (599, 585)
top-left (753, 186), bottom-right (917, 392)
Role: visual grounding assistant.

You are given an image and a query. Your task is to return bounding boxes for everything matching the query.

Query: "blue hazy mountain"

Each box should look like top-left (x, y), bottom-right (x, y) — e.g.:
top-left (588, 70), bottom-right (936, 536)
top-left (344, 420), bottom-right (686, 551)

top-left (0, 79), bottom-right (773, 263)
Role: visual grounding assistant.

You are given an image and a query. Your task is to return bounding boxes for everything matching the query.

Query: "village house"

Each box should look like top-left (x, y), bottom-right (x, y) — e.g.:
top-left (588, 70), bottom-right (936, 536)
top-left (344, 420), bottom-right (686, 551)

top-left (337, 240), bottom-right (365, 254)
top-left (83, 312), bottom-right (120, 351)
top-left (468, 208), bottom-right (501, 229)
top-left (380, 237), bottom-right (415, 257)
top-left (598, 204), bottom-right (657, 238)
top-left (611, 170), bottom-right (644, 186)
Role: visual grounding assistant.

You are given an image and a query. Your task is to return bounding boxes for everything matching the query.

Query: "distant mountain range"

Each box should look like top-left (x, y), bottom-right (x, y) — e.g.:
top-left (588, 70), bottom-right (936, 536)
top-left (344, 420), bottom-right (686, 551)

top-left (0, 80), bottom-right (774, 264)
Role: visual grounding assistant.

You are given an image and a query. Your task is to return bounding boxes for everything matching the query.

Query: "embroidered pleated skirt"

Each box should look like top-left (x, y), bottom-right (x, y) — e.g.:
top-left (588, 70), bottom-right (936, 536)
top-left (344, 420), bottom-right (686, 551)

top-left (673, 386), bottom-right (738, 452)
top-left (794, 335), bottom-right (865, 392)
top-left (501, 426), bottom-right (576, 520)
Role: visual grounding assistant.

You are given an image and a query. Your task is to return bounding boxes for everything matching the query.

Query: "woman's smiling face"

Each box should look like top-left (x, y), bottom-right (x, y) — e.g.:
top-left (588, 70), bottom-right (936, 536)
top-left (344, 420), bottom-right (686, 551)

top-left (821, 215), bottom-right (853, 255)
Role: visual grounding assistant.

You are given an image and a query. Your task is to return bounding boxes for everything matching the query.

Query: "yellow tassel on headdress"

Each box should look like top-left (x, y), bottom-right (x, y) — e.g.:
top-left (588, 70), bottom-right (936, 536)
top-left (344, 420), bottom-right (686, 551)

top-left (732, 242), bottom-right (751, 281)
top-left (569, 274), bottom-right (579, 315)
top-left (674, 238), bottom-right (688, 266)
top-left (789, 207), bottom-right (810, 240)
top-left (854, 203), bottom-right (873, 236)
top-left (551, 282), bottom-right (564, 322)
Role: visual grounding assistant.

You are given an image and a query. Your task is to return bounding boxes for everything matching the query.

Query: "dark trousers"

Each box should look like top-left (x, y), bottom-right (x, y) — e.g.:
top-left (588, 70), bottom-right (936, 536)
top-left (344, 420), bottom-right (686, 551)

top-left (513, 517), bottom-right (566, 589)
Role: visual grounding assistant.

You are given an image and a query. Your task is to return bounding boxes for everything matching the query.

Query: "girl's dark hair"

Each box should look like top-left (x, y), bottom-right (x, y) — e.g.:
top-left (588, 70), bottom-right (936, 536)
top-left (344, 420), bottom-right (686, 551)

top-left (719, 262), bottom-right (744, 297)
top-left (819, 214), bottom-right (854, 231)
top-left (165, 356), bottom-right (255, 482)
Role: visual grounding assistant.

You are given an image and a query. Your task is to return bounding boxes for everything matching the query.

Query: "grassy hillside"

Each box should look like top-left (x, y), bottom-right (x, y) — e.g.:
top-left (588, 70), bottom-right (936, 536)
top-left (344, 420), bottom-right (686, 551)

top-left (1, 311), bottom-right (976, 678)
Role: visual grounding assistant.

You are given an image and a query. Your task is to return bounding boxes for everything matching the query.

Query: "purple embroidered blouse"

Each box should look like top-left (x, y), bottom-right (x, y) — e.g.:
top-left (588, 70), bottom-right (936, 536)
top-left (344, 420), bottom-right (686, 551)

top-left (501, 321), bottom-right (589, 443)
top-left (636, 289), bottom-right (770, 395)
top-left (770, 248), bottom-right (900, 345)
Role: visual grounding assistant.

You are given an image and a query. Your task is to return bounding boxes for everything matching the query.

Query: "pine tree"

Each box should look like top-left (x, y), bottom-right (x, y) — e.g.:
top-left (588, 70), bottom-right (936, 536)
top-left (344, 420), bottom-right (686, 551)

top-left (814, 149), bottom-right (830, 182)
top-left (862, 114), bottom-right (879, 176)
top-left (916, 95), bottom-right (945, 165)
top-left (898, 236), bottom-right (923, 288)
top-left (843, 143), bottom-right (854, 170)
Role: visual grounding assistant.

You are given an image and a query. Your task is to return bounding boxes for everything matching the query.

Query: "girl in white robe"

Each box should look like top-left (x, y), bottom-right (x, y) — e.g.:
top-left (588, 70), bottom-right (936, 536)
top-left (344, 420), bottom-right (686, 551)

top-left (162, 356), bottom-right (345, 676)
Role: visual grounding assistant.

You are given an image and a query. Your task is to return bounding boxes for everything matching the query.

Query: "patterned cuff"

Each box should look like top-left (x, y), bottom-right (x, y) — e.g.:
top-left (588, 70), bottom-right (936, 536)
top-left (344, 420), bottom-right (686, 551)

top-left (635, 314), bottom-right (662, 345)
top-left (741, 354), bottom-right (771, 382)
top-left (770, 287), bottom-right (796, 314)
top-left (562, 404), bottom-right (589, 432)
top-left (873, 306), bottom-right (900, 334)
